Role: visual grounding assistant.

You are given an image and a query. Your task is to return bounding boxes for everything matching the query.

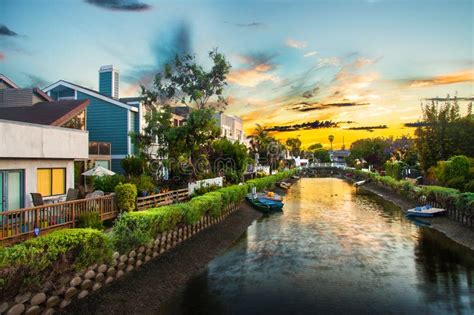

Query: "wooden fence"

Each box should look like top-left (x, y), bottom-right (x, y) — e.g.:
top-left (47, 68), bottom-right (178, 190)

top-left (136, 188), bottom-right (189, 210)
top-left (0, 194), bottom-right (117, 245)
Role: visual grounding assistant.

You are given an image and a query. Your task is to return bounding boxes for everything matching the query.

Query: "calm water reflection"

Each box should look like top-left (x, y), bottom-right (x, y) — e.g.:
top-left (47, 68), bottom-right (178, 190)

top-left (161, 178), bottom-right (474, 314)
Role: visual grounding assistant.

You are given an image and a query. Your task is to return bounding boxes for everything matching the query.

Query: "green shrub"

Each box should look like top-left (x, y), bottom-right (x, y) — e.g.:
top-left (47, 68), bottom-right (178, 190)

top-left (455, 193), bottom-right (474, 216)
top-left (77, 211), bottom-right (104, 230)
top-left (0, 229), bottom-right (110, 299)
top-left (191, 184), bottom-right (219, 197)
top-left (465, 180), bottom-right (474, 193)
top-left (115, 183), bottom-right (137, 212)
top-left (130, 175), bottom-right (156, 196)
top-left (384, 161), bottom-right (406, 180)
top-left (111, 205), bottom-right (183, 252)
top-left (121, 155), bottom-right (146, 177)
top-left (93, 174), bottom-right (126, 192)
top-left (446, 176), bottom-right (467, 191)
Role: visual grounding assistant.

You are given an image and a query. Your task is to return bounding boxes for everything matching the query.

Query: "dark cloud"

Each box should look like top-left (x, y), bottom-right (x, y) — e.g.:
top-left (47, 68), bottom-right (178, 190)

top-left (122, 21), bottom-right (192, 85)
top-left (404, 122), bottom-right (431, 128)
top-left (289, 101), bottom-right (369, 112)
top-left (85, 0), bottom-right (151, 11)
top-left (22, 73), bottom-right (50, 88)
top-left (348, 125), bottom-right (388, 132)
top-left (0, 24), bottom-right (18, 36)
top-left (325, 102), bottom-right (369, 107)
top-left (236, 22), bottom-right (263, 27)
top-left (239, 52), bottom-right (277, 69)
top-left (302, 87), bottom-right (320, 99)
top-left (266, 120), bottom-right (338, 132)
top-left (225, 21), bottom-right (264, 28)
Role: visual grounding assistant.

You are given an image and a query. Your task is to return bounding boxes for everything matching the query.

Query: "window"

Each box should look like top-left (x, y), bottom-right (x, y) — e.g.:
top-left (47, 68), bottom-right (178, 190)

top-left (95, 160), bottom-right (110, 170)
top-left (37, 168), bottom-right (66, 196)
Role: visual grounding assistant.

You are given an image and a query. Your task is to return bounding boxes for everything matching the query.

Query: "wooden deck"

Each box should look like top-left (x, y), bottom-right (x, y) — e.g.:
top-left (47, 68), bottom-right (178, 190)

top-left (0, 194), bottom-right (117, 246)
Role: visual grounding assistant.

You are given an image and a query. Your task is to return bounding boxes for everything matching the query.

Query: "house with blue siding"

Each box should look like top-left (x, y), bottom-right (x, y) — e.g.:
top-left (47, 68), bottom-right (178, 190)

top-left (43, 66), bottom-right (143, 173)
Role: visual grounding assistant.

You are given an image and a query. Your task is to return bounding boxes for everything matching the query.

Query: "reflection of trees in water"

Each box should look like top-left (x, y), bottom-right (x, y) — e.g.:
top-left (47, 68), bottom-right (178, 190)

top-left (414, 227), bottom-right (474, 308)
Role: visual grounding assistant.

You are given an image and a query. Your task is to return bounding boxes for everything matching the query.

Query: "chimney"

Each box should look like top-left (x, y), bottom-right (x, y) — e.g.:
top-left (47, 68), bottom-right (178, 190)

top-left (99, 65), bottom-right (119, 99)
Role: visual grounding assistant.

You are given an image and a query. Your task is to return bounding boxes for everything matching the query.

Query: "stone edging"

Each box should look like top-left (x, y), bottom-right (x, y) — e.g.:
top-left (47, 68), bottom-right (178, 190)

top-left (0, 202), bottom-right (242, 315)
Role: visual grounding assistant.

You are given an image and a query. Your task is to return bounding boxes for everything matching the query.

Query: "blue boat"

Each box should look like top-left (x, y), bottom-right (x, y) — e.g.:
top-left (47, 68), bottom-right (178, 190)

top-left (257, 198), bottom-right (284, 211)
top-left (405, 205), bottom-right (446, 218)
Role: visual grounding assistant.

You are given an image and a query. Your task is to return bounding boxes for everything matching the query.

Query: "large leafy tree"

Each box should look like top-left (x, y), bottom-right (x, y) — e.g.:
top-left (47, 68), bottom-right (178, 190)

top-left (248, 124), bottom-right (286, 172)
top-left (142, 49), bottom-right (231, 110)
top-left (415, 96), bottom-right (474, 172)
top-left (347, 137), bottom-right (391, 169)
top-left (286, 137), bottom-right (302, 157)
top-left (138, 49), bottom-right (231, 182)
top-left (210, 139), bottom-right (249, 183)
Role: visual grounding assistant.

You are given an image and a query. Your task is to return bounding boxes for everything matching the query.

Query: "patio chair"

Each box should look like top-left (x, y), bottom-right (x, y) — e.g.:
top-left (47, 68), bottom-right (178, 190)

top-left (65, 188), bottom-right (79, 202)
top-left (91, 190), bottom-right (104, 198)
top-left (30, 193), bottom-right (44, 207)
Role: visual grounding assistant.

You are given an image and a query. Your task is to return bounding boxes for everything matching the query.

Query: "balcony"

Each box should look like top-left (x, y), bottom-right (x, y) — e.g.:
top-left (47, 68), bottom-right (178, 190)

top-left (88, 141), bottom-right (111, 158)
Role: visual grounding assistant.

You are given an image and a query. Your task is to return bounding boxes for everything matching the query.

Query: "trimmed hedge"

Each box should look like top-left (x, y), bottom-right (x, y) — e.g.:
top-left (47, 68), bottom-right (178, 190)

top-left (0, 229), bottom-right (110, 300)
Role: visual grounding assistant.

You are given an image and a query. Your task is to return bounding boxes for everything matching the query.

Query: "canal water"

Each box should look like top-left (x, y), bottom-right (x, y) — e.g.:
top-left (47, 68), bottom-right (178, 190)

top-left (160, 178), bottom-right (474, 314)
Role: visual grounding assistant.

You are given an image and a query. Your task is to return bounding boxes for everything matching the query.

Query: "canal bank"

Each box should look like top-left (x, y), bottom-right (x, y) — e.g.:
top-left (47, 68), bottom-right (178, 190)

top-left (359, 182), bottom-right (474, 251)
top-left (63, 202), bottom-right (262, 314)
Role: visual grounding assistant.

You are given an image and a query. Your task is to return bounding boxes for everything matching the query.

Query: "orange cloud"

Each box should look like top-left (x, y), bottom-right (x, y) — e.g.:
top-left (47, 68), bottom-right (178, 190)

top-left (228, 69), bottom-right (278, 87)
top-left (228, 54), bottom-right (279, 87)
top-left (408, 70), bottom-right (474, 88)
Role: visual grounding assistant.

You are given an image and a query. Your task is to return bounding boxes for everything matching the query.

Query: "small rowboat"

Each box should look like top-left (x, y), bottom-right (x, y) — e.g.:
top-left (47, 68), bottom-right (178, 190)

top-left (246, 196), bottom-right (272, 213)
top-left (354, 180), bottom-right (368, 187)
top-left (277, 182), bottom-right (291, 190)
top-left (246, 193), bottom-right (284, 212)
top-left (406, 205), bottom-right (446, 217)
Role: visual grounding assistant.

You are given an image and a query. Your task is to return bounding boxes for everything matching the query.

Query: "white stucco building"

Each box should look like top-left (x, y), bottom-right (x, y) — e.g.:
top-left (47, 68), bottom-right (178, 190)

top-left (214, 112), bottom-right (245, 143)
top-left (0, 120), bottom-right (89, 209)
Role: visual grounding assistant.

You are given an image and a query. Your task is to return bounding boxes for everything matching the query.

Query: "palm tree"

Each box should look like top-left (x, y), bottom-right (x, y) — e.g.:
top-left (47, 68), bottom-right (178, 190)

top-left (328, 135), bottom-right (334, 151)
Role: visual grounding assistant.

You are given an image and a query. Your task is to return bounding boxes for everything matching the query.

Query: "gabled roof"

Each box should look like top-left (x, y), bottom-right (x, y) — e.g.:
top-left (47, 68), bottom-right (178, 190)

top-left (33, 88), bottom-right (52, 102)
top-left (0, 74), bottom-right (19, 89)
top-left (0, 99), bottom-right (90, 126)
top-left (43, 80), bottom-right (138, 112)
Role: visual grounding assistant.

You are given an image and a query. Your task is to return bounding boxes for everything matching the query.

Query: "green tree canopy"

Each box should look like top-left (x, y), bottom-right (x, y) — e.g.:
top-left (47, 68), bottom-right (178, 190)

top-left (286, 137), bottom-right (302, 157)
top-left (415, 96), bottom-right (474, 171)
top-left (142, 49), bottom-right (231, 110)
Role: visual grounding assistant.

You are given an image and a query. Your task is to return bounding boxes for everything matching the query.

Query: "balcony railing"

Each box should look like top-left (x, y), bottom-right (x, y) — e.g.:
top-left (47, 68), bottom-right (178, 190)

top-left (0, 194), bottom-right (117, 246)
top-left (136, 188), bottom-right (189, 210)
top-left (89, 141), bottom-right (112, 156)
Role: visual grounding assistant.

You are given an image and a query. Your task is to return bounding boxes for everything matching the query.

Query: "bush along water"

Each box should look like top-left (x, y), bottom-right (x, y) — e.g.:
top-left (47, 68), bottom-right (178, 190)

top-left (346, 169), bottom-right (474, 222)
top-left (0, 229), bottom-right (111, 301)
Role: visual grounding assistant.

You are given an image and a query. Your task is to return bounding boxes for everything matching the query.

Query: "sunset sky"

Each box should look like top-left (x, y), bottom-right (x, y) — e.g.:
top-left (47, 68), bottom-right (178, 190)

top-left (1, 0), bottom-right (473, 149)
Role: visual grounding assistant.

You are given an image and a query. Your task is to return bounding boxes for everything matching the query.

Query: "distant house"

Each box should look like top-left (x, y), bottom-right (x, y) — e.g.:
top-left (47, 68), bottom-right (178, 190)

top-left (0, 74), bottom-right (89, 210)
top-left (43, 65), bottom-right (144, 173)
top-left (329, 150), bottom-right (351, 167)
top-left (214, 112), bottom-right (246, 143)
